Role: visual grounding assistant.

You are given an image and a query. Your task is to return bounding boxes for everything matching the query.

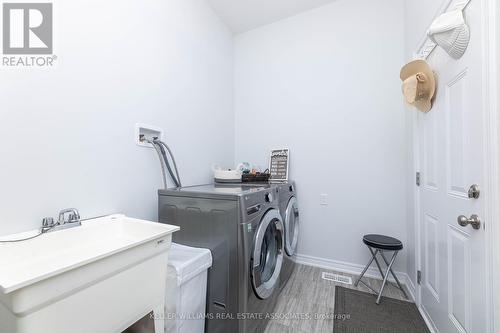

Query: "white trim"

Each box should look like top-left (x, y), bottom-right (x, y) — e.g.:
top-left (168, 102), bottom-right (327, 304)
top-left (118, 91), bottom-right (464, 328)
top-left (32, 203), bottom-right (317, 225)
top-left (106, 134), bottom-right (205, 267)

top-left (405, 272), bottom-right (417, 304)
top-left (412, 109), bottom-right (422, 307)
top-left (294, 253), bottom-right (415, 302)
top-left (482, 0), bottom-right (500, 332)
top-left (419, 305), bottom-right (439, 333)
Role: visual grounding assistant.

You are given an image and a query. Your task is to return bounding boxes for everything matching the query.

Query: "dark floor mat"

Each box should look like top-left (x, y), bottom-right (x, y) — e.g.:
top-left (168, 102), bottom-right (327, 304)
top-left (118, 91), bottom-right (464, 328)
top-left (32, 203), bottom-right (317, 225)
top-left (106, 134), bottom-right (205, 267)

top-left (333, 286), bottom-right (430, 333)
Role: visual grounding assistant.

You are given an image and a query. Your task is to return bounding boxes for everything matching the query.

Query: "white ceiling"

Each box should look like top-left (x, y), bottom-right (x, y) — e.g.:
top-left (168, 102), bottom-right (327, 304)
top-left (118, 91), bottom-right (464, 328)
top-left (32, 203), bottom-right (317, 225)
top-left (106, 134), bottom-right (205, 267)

top-left (207, 0), bottom-right (338, 34)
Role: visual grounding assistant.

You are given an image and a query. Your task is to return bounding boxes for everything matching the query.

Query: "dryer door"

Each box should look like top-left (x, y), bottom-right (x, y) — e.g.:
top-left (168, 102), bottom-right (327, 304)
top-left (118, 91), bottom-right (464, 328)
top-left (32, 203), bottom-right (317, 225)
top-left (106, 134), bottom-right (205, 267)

top-left (252, 209), bottom-right (284, 299)
top-left (284, 196), bottom-right (299, 256)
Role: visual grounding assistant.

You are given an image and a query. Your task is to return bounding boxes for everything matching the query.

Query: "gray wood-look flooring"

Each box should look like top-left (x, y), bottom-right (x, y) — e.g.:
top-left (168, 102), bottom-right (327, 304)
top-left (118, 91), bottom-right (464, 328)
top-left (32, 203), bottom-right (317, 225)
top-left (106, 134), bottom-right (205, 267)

top-left (264, 264), bottom-right (411, 333)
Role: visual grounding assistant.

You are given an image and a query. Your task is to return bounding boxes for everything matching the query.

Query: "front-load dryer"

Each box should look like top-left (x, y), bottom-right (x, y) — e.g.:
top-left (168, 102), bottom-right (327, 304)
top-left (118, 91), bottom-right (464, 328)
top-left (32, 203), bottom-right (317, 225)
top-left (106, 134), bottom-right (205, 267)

top-left (158, 184), bottom-right (284, 333)
top-left (276, 181), bottom-right (300, 290)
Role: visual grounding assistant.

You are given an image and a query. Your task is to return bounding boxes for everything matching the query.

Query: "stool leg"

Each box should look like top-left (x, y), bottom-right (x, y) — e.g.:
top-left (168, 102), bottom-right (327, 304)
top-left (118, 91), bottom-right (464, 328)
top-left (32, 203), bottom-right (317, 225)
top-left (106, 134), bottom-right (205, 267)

top-left (380, 251), bottom-right (408, 299)
top-left (355, 248), bottom-right (379, 287)
top-left (376, 251), bottom-right (398, 305)
top-left (369, 247), bottom-right (385, 279)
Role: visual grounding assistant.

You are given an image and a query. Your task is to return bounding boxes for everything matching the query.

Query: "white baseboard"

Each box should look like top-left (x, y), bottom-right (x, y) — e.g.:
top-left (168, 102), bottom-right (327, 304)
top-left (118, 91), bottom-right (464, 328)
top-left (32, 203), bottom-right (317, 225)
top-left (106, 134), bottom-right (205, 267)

top-left (294, 253), bottom-right (415, 302)
top-left (405, 273), bottom-right (417, 302)
top-left (419, 304), bottom-right (439, 333)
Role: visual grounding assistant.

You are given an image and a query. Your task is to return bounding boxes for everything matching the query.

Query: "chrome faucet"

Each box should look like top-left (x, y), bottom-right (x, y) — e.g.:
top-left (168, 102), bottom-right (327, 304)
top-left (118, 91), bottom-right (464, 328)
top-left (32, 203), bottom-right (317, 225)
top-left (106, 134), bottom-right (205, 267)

top-left (42, 208), bottom-right (82, 233)
top-left (58, 208), bottom-right (81, 225)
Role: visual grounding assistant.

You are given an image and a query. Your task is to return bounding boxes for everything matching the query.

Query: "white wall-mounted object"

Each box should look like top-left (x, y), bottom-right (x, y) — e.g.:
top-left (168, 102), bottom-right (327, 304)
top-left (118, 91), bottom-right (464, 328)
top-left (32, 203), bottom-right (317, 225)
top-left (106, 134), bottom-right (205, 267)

top-left (135, 123), bottom-right (164, 148)
top-left (320, 194), bottom-right (328, 206)
top-left (0, 215), bottom-right (179, 333)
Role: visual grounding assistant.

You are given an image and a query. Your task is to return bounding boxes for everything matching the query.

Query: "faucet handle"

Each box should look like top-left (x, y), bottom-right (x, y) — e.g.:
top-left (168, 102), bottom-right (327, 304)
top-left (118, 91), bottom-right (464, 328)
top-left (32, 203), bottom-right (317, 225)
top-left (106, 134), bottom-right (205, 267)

top-left (58, 208), bottom-right (81, 224)
top-left (42, 217), bottom-right (55, 227)
top-left (41, 217), bottom-right (55, 233)
top-left (68, 213), bottom-right (80, 223)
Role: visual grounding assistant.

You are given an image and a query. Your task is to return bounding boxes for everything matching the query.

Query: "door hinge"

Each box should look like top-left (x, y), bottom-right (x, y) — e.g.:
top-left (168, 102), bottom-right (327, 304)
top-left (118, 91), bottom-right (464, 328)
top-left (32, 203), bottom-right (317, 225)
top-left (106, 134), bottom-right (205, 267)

top-left (417, 270), bottom-right (422, 285)
top-left (416, 172), bottom-right (421, 186)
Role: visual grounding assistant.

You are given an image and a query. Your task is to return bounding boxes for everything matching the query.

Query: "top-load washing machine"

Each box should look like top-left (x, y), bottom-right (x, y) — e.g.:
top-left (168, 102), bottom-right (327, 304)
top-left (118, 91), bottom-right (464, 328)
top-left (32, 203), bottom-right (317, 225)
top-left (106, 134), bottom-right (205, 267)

top-left (276, 181), bottom-right (299, 290)
top-left (158, 184), bottom-right (284, 333)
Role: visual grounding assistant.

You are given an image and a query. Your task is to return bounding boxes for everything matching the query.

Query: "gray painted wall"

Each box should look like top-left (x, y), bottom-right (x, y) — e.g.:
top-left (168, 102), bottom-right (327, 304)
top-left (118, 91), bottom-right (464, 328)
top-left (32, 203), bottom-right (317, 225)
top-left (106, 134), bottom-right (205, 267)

top-left (234, 0), bottom-right (408, 272)
top-left (0, 0), bottom-right (234, 236)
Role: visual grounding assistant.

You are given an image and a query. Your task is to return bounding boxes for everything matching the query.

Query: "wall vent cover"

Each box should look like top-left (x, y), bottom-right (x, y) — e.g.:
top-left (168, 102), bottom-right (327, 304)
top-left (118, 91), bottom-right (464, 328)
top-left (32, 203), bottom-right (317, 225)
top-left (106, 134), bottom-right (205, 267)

top-left (321, 272), bottom-right (352, 285)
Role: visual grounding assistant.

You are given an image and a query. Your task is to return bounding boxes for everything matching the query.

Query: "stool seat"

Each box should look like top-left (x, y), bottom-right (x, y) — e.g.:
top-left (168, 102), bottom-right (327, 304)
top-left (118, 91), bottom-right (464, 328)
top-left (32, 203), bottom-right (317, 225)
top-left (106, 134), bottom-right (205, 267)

top-left (363, 234), bottom-right (403, 251)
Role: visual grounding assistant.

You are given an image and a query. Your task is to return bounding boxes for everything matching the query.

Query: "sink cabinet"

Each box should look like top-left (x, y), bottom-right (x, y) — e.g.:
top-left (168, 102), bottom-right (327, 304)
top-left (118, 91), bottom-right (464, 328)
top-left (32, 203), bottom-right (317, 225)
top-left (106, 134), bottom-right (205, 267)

top-left (0, 215), bottom-right (179, 333)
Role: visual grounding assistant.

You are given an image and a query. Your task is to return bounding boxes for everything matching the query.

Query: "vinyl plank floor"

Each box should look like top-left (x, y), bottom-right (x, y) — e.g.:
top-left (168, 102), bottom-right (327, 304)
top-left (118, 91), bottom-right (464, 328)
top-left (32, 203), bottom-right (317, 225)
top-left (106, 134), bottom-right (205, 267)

top-left (264, 264), bottom-right (411, 333)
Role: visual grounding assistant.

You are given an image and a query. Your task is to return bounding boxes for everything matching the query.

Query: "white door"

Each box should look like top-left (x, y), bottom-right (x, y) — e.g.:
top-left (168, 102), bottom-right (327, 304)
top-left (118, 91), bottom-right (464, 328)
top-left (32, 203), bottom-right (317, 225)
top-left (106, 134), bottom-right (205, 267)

top-left (417, 2), bottom-right (486, 333)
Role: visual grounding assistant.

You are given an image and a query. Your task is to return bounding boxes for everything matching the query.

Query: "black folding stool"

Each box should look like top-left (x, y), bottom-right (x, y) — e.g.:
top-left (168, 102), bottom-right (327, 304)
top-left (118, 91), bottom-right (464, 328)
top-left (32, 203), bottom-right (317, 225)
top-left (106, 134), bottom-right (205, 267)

top-left (354, 234), bottom-right (408, 304)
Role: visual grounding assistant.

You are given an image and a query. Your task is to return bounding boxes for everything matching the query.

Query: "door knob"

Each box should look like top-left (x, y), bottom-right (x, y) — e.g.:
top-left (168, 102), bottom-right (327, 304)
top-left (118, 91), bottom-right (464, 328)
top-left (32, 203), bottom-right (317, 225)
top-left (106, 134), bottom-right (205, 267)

top-left (457, 215), bottom-right (481, 230)
top-left (468, 184), bottom-right (480, 199)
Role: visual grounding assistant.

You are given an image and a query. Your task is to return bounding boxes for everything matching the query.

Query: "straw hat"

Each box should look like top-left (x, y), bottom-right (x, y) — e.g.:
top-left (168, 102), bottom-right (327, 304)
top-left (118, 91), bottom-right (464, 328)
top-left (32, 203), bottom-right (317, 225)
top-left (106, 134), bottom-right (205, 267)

top-left (400, 60), bottom-right (436, 113)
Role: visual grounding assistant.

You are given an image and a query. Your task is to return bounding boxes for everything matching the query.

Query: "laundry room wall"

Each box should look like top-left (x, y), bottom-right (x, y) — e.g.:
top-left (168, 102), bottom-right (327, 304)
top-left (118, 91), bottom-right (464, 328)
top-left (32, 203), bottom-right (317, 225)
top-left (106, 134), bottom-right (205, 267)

top-left (0, 0), bottom-right (234, 236)
top-left (234, 0), bottom-right (408, 273)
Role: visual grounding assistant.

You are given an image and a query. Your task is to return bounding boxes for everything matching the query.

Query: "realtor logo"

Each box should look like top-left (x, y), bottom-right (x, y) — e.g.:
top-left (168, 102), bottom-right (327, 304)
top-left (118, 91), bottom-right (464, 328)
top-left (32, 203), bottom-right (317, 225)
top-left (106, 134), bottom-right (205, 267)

top-left (3, 3), bottom-right (53, 54)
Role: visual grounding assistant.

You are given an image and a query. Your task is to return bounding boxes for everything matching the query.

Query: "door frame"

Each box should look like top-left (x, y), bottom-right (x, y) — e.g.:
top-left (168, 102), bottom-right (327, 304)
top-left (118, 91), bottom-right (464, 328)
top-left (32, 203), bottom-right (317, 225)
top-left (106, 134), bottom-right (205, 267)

top-left (410, 0), bottom-right (499, 332)
top-left (487, 0), bottom-right (500, 330)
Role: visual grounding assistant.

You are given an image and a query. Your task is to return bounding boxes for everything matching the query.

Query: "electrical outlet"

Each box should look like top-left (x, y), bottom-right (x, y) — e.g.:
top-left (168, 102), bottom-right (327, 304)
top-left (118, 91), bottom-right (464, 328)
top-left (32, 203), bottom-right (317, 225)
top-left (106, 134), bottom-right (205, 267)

top-left (320, 194), bottom-right (328, 206)
top-left (135, 123), bottom-right (163, 147)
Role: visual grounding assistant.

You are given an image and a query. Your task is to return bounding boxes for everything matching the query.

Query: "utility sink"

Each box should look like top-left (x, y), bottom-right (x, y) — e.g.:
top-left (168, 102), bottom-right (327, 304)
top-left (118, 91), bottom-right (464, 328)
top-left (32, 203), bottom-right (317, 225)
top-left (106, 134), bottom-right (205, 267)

top-left (0, 214), bottom-right (179, 333)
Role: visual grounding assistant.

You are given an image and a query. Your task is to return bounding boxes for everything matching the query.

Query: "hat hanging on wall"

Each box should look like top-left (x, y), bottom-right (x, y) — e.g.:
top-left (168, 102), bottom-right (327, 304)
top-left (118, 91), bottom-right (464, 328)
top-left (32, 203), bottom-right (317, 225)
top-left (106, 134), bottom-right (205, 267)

top-left (400, 60), bottom-right (436, 113)
top-left (427, 9), bottom-right (470, 59)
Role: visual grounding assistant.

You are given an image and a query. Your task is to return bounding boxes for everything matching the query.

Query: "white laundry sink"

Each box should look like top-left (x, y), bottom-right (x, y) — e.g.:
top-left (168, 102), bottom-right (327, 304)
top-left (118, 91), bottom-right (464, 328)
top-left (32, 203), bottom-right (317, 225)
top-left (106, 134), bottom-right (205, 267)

top-left (0, 214), bottom-right (179, 333)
